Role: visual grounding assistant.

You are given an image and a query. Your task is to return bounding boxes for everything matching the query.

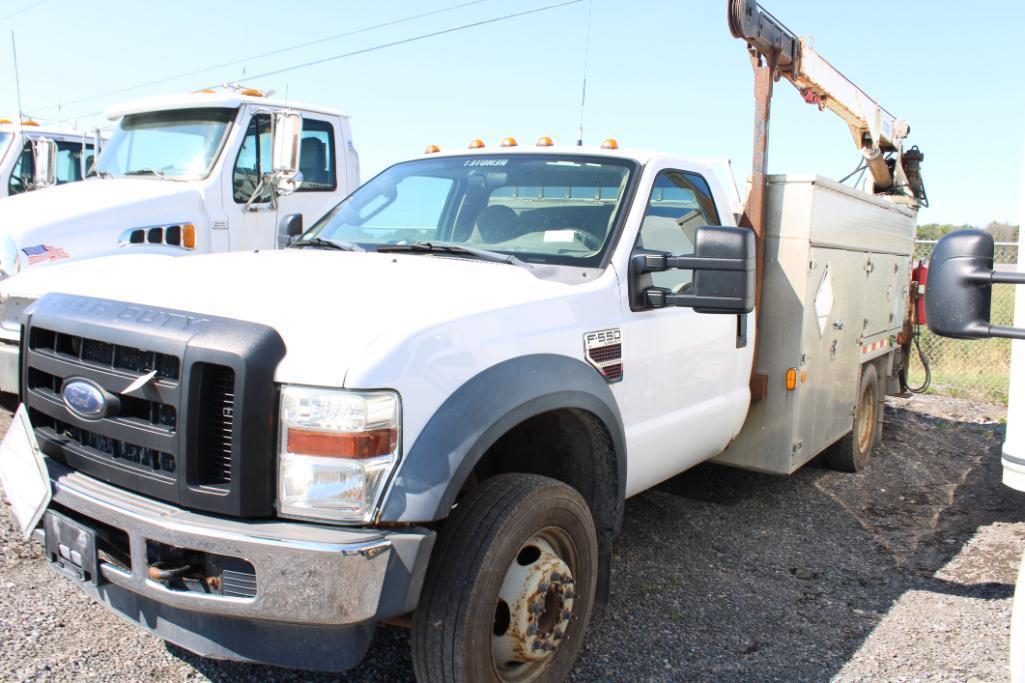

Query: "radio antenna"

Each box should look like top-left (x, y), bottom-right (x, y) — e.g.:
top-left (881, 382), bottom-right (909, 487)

top-left (10, 31), bottom-right (24, 124)
top-left (576, 0), bottom-right (592, 146)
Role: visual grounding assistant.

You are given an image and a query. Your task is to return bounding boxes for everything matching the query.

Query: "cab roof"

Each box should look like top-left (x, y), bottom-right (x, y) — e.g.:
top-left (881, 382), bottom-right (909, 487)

top-left (0, 121), bottom-right (96, 137)
top-left (105, 91), bottom-right (350, 121)
top-left (413, 143), bottom-right (706, 172)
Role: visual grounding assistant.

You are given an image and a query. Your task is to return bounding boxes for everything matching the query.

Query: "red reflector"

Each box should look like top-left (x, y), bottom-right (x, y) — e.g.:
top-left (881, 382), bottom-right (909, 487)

top-left (287, 428), bottom-right (396, 459)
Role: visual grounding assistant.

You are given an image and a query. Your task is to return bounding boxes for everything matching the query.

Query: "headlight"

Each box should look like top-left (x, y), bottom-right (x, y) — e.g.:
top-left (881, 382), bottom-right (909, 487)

top-left (278, 386), bottom-right (400, 524)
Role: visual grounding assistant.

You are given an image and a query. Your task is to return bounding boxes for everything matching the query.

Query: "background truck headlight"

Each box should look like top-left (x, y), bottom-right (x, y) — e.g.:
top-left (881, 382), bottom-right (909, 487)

top-left (278, 386), bottom-right (400, 524)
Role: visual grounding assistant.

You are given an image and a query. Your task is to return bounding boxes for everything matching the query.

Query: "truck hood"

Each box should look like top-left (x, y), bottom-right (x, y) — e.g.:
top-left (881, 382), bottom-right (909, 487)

top-left (12, 249), bottom-right (595, 386)
top-left (0, 178), bottom-right (207, 266)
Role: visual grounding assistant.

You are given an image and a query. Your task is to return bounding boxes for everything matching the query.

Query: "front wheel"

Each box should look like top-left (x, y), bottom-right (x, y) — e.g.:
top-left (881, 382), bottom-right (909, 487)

top-left (411, 473), bottom-right (598, 683)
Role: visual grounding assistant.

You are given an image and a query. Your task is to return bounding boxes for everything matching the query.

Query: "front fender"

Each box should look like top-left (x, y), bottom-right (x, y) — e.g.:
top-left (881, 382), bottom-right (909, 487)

top-left (379, 353), bottom-right (626, 523)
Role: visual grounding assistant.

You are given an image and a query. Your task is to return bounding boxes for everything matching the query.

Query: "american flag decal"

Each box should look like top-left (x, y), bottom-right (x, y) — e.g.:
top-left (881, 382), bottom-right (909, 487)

top-left (21, 244), bottom-right (70, 265)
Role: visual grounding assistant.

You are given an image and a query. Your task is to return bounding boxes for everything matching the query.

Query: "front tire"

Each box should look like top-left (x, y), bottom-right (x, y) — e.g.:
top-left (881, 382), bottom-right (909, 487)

top-left (411, 473), bottom-right (598, 683)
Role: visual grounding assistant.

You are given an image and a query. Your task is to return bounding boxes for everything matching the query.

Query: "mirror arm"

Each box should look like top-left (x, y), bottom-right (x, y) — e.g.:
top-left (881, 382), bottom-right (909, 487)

top-left (992, 271), bottom-right (1025, 286)
top-left (645, 288), bottom-right (749, 310)
top-left (632, 251), bottom-right (752, 274)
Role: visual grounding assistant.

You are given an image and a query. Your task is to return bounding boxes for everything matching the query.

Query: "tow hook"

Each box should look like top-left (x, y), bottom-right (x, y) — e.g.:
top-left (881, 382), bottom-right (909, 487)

top-left (147, 561), bottom-right (195, 583)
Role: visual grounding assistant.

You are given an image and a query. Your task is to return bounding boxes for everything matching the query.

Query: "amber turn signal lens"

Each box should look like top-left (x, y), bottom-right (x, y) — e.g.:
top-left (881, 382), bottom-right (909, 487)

top-left (182, 224), bottom-right (196, 249)
top-left (535, 136), bottom-right (553, 147)
top-left (468, 139), bottom-right (485, 149)
top-left (500, 137), bottom-right (518, 147)
top-left (424, 144), bottom-right (441, 154)
top-left (600, 138), bottom-right (619, 149)
top-left (785, 367), bottom-right (798, 391)
top-left (287, 428), bottom-right (397, 459)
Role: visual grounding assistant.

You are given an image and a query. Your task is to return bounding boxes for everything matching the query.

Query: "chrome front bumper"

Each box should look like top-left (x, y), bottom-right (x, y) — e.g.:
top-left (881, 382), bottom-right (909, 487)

top-left (38, 457), bottom-right (434, 627)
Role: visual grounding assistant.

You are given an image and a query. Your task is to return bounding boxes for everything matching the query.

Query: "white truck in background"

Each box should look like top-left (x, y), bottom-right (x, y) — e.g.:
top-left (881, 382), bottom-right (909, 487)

top-left (0, 86), bottom-right (361, 392)
top-left (922, 140), bottom-right (1024, 679)
top-left (0, 3), bottom-right (930, 679)
top-left (0, 120), bottom-right (101, 197)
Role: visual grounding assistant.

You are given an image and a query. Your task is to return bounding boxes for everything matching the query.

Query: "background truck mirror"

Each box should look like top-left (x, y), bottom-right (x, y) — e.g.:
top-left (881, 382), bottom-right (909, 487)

top-left (31, 138), bottom-right (57, 189)
top-left (277, 213), bottom-right (303, 248)
top-left (926, 229), bottom-right (1025, 340)
top-left (632, 225), bottom-right (755, 314)
top-left (272, 111), bottom-right (303, 176)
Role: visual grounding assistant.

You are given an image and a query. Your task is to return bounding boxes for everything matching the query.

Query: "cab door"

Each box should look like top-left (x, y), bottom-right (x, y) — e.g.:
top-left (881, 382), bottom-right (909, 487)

top-left (615, 168), bottom-right (748, 495)
top-left (224, 111), bottom-right (343, 251)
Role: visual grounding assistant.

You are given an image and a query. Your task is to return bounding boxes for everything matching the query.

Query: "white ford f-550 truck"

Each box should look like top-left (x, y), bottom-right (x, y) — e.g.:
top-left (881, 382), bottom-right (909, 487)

top-left (0, 2), bottom-right (929, 680)
top-left (0, 86), bottom-right (360, 393)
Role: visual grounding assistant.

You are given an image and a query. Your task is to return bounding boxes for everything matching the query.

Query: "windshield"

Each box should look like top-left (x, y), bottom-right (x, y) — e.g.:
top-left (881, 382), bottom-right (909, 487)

top-left (0, 132), bottom-right (11, 161)
top-left (306, 154), bottom-right (637, 267)
top-left (94, 107), bottom-right (235, 180)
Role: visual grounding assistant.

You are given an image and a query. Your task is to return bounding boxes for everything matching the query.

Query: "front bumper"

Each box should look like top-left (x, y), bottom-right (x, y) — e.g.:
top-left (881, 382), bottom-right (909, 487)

top-left (32, 457), bottom-right (435, 670)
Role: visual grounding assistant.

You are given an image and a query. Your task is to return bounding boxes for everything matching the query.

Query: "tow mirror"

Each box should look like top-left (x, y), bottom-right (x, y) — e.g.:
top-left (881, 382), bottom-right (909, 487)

top-left (925, 229), bottom-right (1025, 340)
top-left (31, 137), bottom-right (57, 189)
top-left (277, 213), bottom-right (303, 248)
top-left (271, 110), bottom-right (303, 196)
top-left (631, 225), bottom-right (755, 314)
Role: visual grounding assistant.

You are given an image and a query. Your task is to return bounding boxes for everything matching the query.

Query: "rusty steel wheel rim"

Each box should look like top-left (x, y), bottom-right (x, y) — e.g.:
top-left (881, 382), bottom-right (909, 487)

top-left (491, 527), bottom-right (578, 681)
top-left (856, 381), bottom-right (876, 453)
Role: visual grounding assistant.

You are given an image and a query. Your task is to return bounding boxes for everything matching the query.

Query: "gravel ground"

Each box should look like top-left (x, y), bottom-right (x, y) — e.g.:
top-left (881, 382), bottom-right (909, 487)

top-left (0, 394), bottom-right (1021, 682)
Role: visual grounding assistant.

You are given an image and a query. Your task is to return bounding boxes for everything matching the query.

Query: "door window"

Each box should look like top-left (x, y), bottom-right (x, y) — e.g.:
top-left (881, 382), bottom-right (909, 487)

top-left (297, 119), bottom-right (335, 192)
top-left (232, 115), bottom-right (273, 203)
top-left (8, 138), bottom-right (96, 194)
top-left (636, 170), bottom-right (720, 293)
top-left (232, 115), bottom-right (337, 203)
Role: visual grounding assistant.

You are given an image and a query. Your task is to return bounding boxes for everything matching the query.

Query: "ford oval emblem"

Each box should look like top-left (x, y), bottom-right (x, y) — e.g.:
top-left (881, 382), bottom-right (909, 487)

top-left (62, 378), bottom-right (113, 420)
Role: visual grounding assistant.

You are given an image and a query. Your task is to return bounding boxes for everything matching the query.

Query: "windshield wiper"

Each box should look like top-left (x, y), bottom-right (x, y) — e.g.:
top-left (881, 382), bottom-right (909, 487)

top-left (290, 236), bottom-right (365, 252)
top-left (376, 241), bottom-right (523, 266)
top-left (124, 168), bottom-right (165, 177)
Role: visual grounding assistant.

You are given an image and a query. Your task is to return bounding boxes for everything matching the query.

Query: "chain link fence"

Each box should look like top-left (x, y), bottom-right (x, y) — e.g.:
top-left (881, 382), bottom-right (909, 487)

top-left (907, 240), bottom-right (1019, 404)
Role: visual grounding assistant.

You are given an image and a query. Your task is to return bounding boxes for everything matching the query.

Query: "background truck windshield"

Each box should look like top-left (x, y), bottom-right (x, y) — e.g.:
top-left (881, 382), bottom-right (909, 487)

top-left (94, 107), bottom-right (235, 180)
top-left (307, 154), bottom-right (636, 266)
top-left (0, 132), bottom-right (10, 162)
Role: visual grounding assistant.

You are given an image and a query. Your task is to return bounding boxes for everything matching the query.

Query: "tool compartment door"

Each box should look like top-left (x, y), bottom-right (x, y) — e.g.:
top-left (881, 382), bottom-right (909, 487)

top-left (791, 247), bottom-right (865, 469)
top-left (861, 252), bottom-right (908, 338)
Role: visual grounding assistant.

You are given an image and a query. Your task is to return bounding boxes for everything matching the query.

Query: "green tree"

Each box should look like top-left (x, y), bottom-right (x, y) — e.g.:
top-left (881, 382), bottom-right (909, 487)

top-left (985, 221), bottom-right (1019, 242)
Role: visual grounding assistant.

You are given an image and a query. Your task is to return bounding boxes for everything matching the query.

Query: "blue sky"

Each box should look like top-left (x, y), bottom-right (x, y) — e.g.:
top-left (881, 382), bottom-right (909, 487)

top-left (1, 0), bottom-right (1022, 226)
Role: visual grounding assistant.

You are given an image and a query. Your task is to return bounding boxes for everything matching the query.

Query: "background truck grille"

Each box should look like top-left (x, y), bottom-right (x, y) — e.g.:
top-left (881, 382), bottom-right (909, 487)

top-left (24, 295), bottom-right (286, 517)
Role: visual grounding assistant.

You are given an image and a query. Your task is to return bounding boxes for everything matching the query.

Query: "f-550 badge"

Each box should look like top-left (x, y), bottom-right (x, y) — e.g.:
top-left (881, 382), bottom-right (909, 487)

top-left (584, 328), bottom-right (623, 383)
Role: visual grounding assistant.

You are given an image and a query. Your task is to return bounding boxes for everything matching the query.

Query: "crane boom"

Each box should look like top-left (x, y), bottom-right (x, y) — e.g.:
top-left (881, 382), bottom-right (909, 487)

top-left (728, 0), bottom-right (923, 199)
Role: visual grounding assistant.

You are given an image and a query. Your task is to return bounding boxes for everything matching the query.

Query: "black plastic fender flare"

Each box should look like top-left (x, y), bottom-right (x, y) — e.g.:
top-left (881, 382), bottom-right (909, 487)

top-left (378, 354), bottom-right (627, 528)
